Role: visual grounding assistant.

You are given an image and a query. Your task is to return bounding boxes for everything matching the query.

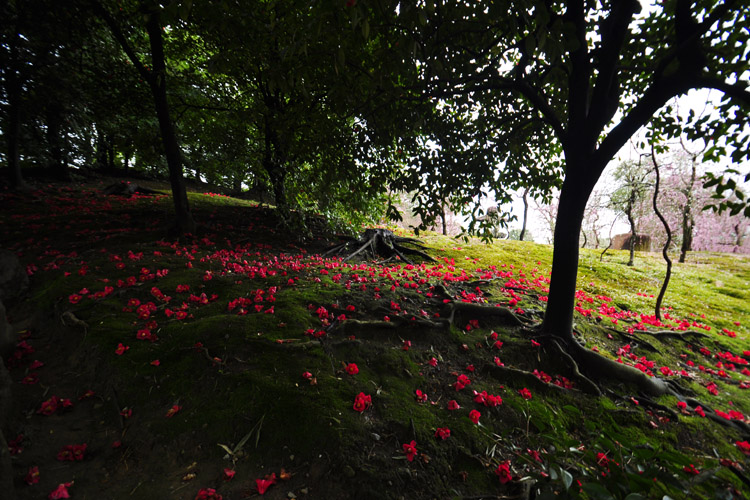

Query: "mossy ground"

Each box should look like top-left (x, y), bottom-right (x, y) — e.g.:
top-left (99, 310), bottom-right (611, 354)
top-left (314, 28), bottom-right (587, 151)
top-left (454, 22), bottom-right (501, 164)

top-left (2, 176), bottom-right (750, 499)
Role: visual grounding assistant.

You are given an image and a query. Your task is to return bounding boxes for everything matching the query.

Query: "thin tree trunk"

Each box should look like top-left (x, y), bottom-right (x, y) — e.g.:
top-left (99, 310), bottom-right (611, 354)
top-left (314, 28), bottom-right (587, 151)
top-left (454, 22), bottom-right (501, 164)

top-left (96, 2), bottom-right (195, 234)
top-left (678, 161), bottom-right (696, 263)
top-left (519, 187), bottom-right (529, 241)
top-left (441, 205), bottom-right (447, 235)
top-left (263, 113), bottom-right (288, 210)
top-left (626, 194), bottom-right (636, 266)
top-left (599, 217), bottom-right (619, 262)
top-left (46, 103), bottom-right (70, 180)
top-left (107, 142), bottom-right (115, 170)
top-left (95, 128), bottom-right (107, 169)
top-left (123, 141), bottom-right (132, 171)
top-left (144, 11), bottom-right (195, 234)
top-left (269, 168), bottom-right (287, 209)
top-left (734, 223), bottom-right (743, 252)
top-left (5, 28), bottom-right (26, 190)
top-left (651, 147), bottom-right (672, 321)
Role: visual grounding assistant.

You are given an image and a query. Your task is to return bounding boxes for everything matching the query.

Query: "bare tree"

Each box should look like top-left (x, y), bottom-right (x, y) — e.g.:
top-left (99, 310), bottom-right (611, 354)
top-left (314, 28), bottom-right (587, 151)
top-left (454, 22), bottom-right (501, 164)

top-left (534, 194), bottom-right (559, 245)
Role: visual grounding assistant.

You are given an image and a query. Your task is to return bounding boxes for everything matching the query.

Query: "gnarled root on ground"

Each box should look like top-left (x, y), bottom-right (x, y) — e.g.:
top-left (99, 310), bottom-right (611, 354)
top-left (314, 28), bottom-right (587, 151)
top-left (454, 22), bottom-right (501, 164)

top-left (555, 336), bottom-right (670, 396)
top-left (676, 396), bottom-right (750, 439)
top-left (332, 317), bottom-right (450, 340)
top-left (632, 328), bottom-right (709, 340)
top-left (322, 228), bottom-right (436, 265)
top-left (482, 363), bottom-right (572, 395)
top-left (441, 302), bottom-right (528, 328)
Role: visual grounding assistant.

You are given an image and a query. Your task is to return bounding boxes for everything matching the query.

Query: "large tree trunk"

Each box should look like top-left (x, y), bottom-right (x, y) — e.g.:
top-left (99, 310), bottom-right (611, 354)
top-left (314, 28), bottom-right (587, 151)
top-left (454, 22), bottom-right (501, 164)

top-left (541, 163), bottom-right (669, 396)
top-left (145, 12), bottom-right (195, 235)
top-left (541, 169), bottom-right (592, 340)
top-left (269, 166), bottom-right (287, 209)
top-left (263, 114), bottom-right (288, 210)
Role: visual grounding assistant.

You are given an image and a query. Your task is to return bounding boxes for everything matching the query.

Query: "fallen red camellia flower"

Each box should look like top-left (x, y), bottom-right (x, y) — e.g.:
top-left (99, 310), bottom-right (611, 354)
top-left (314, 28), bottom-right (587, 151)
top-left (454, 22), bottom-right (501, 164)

top-left (256, 473), bottom-right (277, 494)
top-left (402, 440), bottom-right (418, 461)
top-left (496, 461), bottom-right (512, 484)
top-left (165, 405), bottom-right (182, 418)
top-left (48, 482), bottom-right (73, 499)
top-left (25, 465), bottom-right (40, 485)
top-left (469, 409), bottom-right (481, 424)
top-left (434, 427), bottom-right (451, 440)
top-left (194, 487), bottom-right (222, 500)
top-left (352, 392), bottom-right (372, 412)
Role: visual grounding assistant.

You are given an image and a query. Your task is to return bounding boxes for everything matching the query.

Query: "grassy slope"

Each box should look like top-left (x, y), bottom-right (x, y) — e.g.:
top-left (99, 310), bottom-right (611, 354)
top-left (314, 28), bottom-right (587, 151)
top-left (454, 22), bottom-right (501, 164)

top-left (2, 179), bottom-right (750, 500)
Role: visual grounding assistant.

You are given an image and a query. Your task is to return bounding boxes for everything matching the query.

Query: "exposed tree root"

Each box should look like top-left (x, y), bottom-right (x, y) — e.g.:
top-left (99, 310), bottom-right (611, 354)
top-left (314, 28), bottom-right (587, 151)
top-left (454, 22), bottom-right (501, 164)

top-left (729, 465), bottom-right (750, 488)
top-left (482, 363), bottom-right (570, 394)
top-left (602, 326), bottom-right (658, 352)
top-left (636, 396), bottom-right (679, 420)
top-left (102, 181), bottom-right (163, 196)
top-left (431, 284), bottom-right (453, 301)
top-left (441, 302), bottom-right (528, 328)
top-left (676, 396), bottom-right (750, 438)
top-left (322, 228), bottom-right (436, 264)
top-left (271, 339), bottom-right (322, 350)
top-left (332, 317), bottom-right (450, 341)
top-left (632, 328), bottom-right (709, 340)
top-left (557, 337), bottom-right (670, 396)
top-left (548, 339), bottom-right (601, 395)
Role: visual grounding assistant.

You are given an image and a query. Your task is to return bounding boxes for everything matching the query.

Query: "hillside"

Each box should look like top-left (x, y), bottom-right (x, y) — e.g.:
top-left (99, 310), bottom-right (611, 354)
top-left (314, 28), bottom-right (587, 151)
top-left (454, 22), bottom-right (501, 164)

top-left (2, 179), bottom-right (750, 500)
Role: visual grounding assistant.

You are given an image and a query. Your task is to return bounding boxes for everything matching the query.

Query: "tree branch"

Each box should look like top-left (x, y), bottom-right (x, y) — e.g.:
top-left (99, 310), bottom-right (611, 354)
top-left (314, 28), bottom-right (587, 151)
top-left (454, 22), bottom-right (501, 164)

top-left (594, 75), bottom-right (691, 167)
top-left (654, 0), bottom-right (741, 78)
top-left (425, 77), bottom-right (565, 140)
top-left (92, 2), bottom-right (153, 86)
top-left (587, 0), bottom-right (641, 142)
top-left (565, 0), bottom-right (590, 137)
top-left (693, 77), bottom-right (750, 106)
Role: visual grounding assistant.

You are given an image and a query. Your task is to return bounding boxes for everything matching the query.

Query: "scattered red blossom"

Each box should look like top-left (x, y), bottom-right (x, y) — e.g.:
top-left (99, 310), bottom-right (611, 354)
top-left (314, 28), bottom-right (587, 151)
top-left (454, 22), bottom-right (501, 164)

top-left (683, 464), bottom-right (700, 475)
top-left (402, 440), bottom-right (418, 461)
top-left (353, 392), bottom-right (372, 412)
top-left (469, 409), bottom-right (481, 424)
top-left (56, 443), bottom-right (87, 461)
top-left (518, 388), bottom-right (532, 400)
top-left (256, 473), bottom-right (277, 494)
top-left (48, 482), bottom-right (73, 499)
top-left (435, 427), bottom-right (451, 440)
top-left (165, 405), bottom-right (182, 418)
top-left (495, 461), bottom-right (512, 484)
top-left (195, 487), bottom-right (223, 500)
top-left (25, 465), bottom-right (40, 485)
